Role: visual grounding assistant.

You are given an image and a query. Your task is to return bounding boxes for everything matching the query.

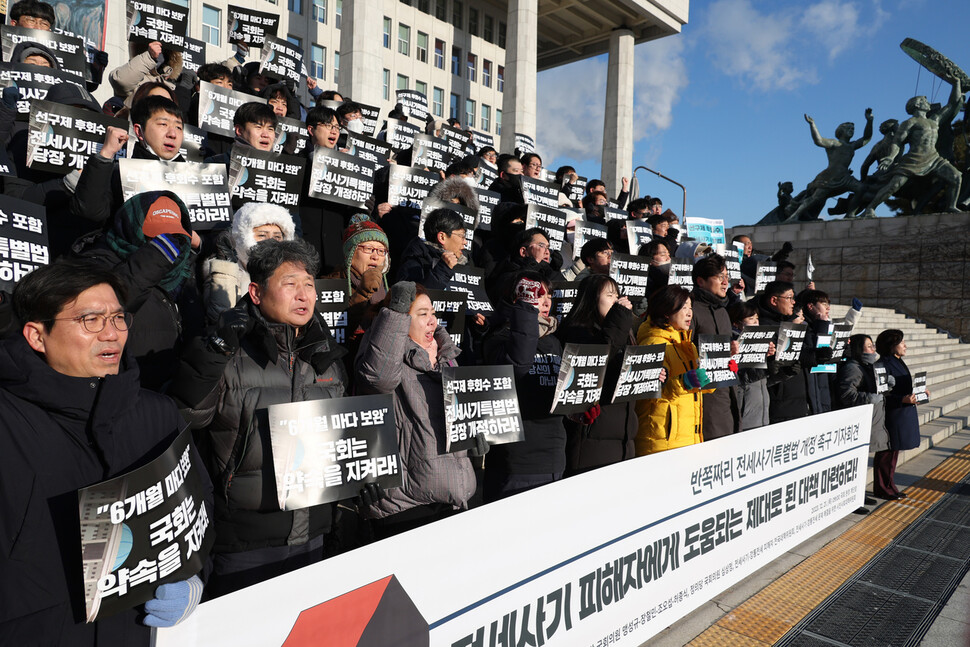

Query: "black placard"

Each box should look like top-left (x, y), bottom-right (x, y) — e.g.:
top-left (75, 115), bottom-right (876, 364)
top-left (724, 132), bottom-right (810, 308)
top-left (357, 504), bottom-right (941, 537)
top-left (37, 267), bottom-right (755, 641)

top-left (471, 130), bottom-right (494, 150)
top-left (126, 0), bottom-right (187, 48)
top-left (604, 207), bottom-right (627, 222)
top-left (446, 266), bottom-right (492, 315)
top-left (197, 81), bottom-right (266, 139)
top-left (346, 133), bottom-right (391, 167)
top-left (697, 334), bottom-right (739, 387)
top-left (314, 278), bottom-right (349, 345)
top-left (478, 160), bottom-right (498, 189)
top-left (726, 258), bottom-right (741, 282)
top-left (830, 320), bottom-right (853, 361)
top-left (734, 325), bottom-right (774, 369)
top-left (182, 36), bottom-right (205, 73)
top-left (411, 132), bottom-right (455, 173)
top-left (395, 89), bottom-right (429, 122)
top-left (568, 176), bottom-right (587, 204)
top-left (874, 364), bottom-right (890, 394)
top-left (273, 115), bottom-right (310, 156)
top-left (77, 429), bottom-right (213, 622)
top-left (552, 343), bottom-right (610, 414)
top-left (514, 132), bottom-right (535, 153)
top-left (268, 394), bottom-right (403, 508)
top-left (550, 281), bottom-right (580, 323)
top-left (443, 365), bottom-right (524, 452)
top-left (0, 195), bottom-right (49, 291)
top-left (180, 123), bottom-right (207, 162)
top-left (913, 372), bottom-right (928, 403)
top-left (609, 252), bottom-right (651, 301)
top-left (260, 35), bottom-right (304, 85)
top-left (228, 147), bottom-right (306, 210)
top-left (573, 220), bottom-right (608, 259)
top-left (521, 176), bottom-right (560, 209)
top-left (668, 257), bottom-right (694, 288)
top-left (384, 118), bottom-right (421, 152)
top-left (525, 204), bottom-right (566, 252)
top-left (227, 5), bottom-right (280, 47)
top-left (0, 63), bottom-right (86, 116)
top-left (27, 100), bottom-right (126, 174)
top-left (775, 322), bottom-right (808, 366)
top-left (426, 288), bottom-right (466, 347)
top-left (626, 221), bottom-right (653, 254)
top-left (387, 163), bottom-right (440, 209)
top-left (1, 26), bottom-right (86, 78)
top-left (307, 147), bottom-right (376, 209)
top-left (755, 261), bottom-right (778, 293)
top-left (440, 124), bottom-right (471, 155)
top-left (474, 187), bottom-right (500, 232)
top-left (612, 344), bottom-right (665, 403)
top-left (119, 159), bottom-right (231, 231)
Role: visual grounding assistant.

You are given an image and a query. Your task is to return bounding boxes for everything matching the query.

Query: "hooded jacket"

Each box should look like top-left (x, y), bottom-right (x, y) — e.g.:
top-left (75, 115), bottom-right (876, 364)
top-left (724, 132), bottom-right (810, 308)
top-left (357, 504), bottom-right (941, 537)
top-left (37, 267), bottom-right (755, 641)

top-left (690, 286), bottom-right (740, 439)
top-left (109, 49), bottom-right (183, 104)
top-left (12, 41), bottom-right (59, 68)
top-left (428, 175), bottom-right (481, 214)
top-left (835, 357), bottom-right (889, 453)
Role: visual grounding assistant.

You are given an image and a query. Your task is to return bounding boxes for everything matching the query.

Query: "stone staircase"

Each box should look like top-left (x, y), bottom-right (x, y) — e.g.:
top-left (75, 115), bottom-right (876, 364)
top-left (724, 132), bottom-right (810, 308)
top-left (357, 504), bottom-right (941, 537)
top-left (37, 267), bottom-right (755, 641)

top-left (831, 304), bottom-right (970, 477)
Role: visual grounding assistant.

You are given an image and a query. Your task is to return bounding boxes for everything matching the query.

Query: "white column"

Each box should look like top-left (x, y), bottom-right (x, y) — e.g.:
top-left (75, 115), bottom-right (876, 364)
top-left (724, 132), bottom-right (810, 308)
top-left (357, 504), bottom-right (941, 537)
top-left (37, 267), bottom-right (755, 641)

top-left (499, 0), bottom-right (537, 154)
top-left (601, 28), bottom-right (635, 200)
top-left (338, 0), bottom-right (383, 107)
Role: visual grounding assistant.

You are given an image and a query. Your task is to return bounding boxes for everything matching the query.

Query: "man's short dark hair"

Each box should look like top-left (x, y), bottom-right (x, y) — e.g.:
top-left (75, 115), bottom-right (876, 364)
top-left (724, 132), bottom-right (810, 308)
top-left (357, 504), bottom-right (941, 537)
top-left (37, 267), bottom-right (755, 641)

top-left (306, 105), bottom-right (338, 128)
top-left (798, 289), bottom-right (830, 310)
top-left (444, 160), bottom-right (475, 177)
top-left (580, 238), bottom-right (612, 265)
top-left (337, 101), bottom-right (362, 120)
top-left (627, 198), bottom-right (649, 215)
top-left (246, 239), bottom-right (320, 287)
top-left (647, 214), bottom-right (667, 228)
top-left (515, 227), bottom-right (549, 250)
top-left (477, 146), bottom-right (496, 158)
top-left (131, 95), bottom-right (183, 130)
top-left (424, 208), bottom-right (466, 240)
top-left (639, 239), bottom-right (667, 258)
top-left (234, 102), bottom-right (277, 129)
top-left (586, 179), bottom-right (605, 194)
top-left (692, 253), bottom-right (726, 282)
top-left (731, 234), bottom-right (751, 243)
top-left (647, 197), bottom-right (663, 208)
top-left (10, 0), bottom-right (55, 25)
top-left (777, 260), bottom-right (796, 272)
top-left (762, 280), bottom-right (795, 300)
top-left (554, 165), bottom-right (575, 184)
top-left (497, 154), bottom-right (519, 174)
top-left (198, 63), bottom-right (232, 84)
top-left (520, 152), bottom-right (542, 169)
top-left (14, 260), bottom-right (128, 331)
top-left (317, 90), bottom-right (343, 103)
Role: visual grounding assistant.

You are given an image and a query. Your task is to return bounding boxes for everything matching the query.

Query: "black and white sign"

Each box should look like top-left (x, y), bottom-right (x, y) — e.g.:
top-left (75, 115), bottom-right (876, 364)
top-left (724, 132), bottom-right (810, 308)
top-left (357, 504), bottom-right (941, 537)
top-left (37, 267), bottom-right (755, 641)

top-left (180, 124), bottom-right (207, 162)
top-left (830, 320), bottom-right (853, 361)
top-left (604, 207), bottom-right (626, 222)
top-left (612, 344), bottom-right (665, 403)
top-left (775, 322), bottom-right (808, 366)
top-left (126, 0), bottom-right (187, 48)
top-left (478, 160), bottom-right (498, 189)
top-left (119, 159), bottom-right (231, 230)
top-left (440, 124), bottom-right (471, 155)
top-left (755, 261), bottom-right (777, 293)
top-left (447, 266), bottom-right (492, 315)
top-left (387, 163), bottom-right (440, 209)
top-left (273, 115), bottom-right (310, 156)
top-left (229, 147), bottom-right (305, 210)
top-left (314, 278), bottom-right (349, 345)
top-left (77, 428), bottom-right (213, 622)
top-left (182, 36), bottom-right (206, 73)
top-left (411, 132), bottom-right (455, 173)
top-left (0, 195), bottom-right (48, 291)
top-left (521, 176), bottom-right (560, 209)
top-left (609, 252), bottom-right (652, 301)
top-left (567, 176), bottom-right (587, 205)
top-left (668, 257), bottom-right (694, 288)
top-left (474, 187), bottom-right (500, 231)
top-left (259, 35), bottom-right (304, 85)
top-left (874, 364), bottom-right (890, 394)
top-left (384, 118), bottom-right (421, 152)
top-left (227, 5), bottom-right (279, 47)
top-left (27, 100), bottom-right (126, 174)
top-left (552, 343), bottom-right (610, 415)
top-left (471, 130), bottom-right (493, 150)
top-left (913, 372), bottom-right (928, 403)
top-left (426, 288), bottom-right (467, 347)
top-left (307, 147), bottom-right (375, 209)
top-left (197, 81), bottom-right (266, 139)
top-left (395, 89), bottom-right (429, 122)
top-left (734, 326), bottom-right (775, 369)
top-left (0, 64), bottom-right (85, 115)
top-left (514, 132), bottom-right (535, 154)
top-left (697, 334), bottom-right (739, 387)
top-left (1, 26), bottom-right (86, 78)
top-left (626, 221), bottom-right (653, 254)
top-left (345, 133), bottom-right (391, 168)
top-left (443, 365), bottom-right (524, 452)
top-left (525, 204), bottom-right (566, 252)
top-left (551, 281), bottom-right (580, 323)
top-left (572, 220), bottom-right (608, 260)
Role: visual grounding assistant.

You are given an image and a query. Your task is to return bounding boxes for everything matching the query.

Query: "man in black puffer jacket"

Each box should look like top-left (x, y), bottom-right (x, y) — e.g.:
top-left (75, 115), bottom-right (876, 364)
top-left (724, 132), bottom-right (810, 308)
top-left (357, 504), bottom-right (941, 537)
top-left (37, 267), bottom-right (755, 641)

top-left (757, 280), bottom-right (810, 423)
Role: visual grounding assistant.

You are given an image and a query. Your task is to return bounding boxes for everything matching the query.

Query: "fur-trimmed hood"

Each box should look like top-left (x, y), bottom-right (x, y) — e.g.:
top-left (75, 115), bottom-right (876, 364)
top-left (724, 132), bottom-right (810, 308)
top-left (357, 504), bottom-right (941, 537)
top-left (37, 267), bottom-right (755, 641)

top-left (428, 175), bottom-right (480, 214)
top-left (230, 202), bottom-right (297, 266)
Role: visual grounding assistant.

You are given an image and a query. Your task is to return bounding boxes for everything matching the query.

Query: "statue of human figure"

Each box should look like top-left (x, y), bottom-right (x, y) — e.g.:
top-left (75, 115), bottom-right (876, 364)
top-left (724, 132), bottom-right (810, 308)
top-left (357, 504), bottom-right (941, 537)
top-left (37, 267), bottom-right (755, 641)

top-left (784, 109), bottom-right (873, 222)
top-left (862, 79), bottom-right (964, 217)
top-left (860, 119), bottom-right (899, 181)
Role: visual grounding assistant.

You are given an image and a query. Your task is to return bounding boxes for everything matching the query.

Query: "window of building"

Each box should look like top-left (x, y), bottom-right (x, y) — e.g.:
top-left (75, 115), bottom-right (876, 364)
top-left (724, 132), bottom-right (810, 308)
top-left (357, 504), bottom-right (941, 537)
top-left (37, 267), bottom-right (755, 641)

top-left (335, 0), bottom-right (342, 29)
top-left (496, 109), bottom-right (502, 135)
top-left (465, 99), bottom-right (475, 130)
top-left (499, 21), bottom-right (506, 48)
top-left (497, 65), bottom-right (504, 92)
top-left (334, 51), bottom-right (339, 83)
top-left (482, 60), bottom-right (491, 88)
top-left (383, 17), bottom-right (391, 48)
top-left (434, 39), bottom-right (445, 69)
top-left (451, 46), bottom-right (461, 76)
top-left (288, 0), bottom-right (302, 15)
top-left (287, 35), bottom-right (302, 49)
top-left (202, 5), bottom-right (220, 46)
top-left (483, 15), bottom-right (493, 42)
top-left (397, 73), bottom-right (408, 90)
top-left (416, 31), bottom-right (428, 63)
top-left (435, 0), bottom-right (446, 21)
top-left (417, 0), bottom-right (429, 13)
top-left (481, 104), bottom-right (490, 131)
top-left (415, 80), bottom-right (427, 96)
top-left (311, 45), bottom-right (326, 79)
top-left (466, 53), bottom-right (476, 82)
top-left (398, 24), bottom-right (410, 56)
top-left (312, 0), bottom-right (326, 23)
top-left (450, 93), bottom-right (460, 121)
top-left (383, 69), bottom-right (390, 100)
top-left (433, 87), bottom-right (444, 117)
top-left (468, 7), bottom-right (479, 36)
top-left (452, 1), bottom-right (463, 29)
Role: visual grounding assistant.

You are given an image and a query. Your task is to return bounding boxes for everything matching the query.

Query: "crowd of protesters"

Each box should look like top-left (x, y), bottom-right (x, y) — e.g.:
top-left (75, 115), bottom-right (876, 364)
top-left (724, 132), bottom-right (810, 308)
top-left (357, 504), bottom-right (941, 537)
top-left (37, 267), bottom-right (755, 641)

top-left (0, 1), bottom-right (932, 641)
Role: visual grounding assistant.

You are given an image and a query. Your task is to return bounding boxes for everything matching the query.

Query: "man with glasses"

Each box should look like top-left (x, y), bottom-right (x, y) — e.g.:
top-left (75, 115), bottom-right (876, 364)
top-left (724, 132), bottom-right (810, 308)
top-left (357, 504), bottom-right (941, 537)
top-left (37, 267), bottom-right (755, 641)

top-left (0, 260), bottom-right (208, 643)
top-left (757, 280), bottom-right (811, 423)
top-left (397, 208), bottom-right (469, 289)
top-left (521, 153), bottom-right (544, 179)
top-left (691, 254), bottom-right (741, 440)
top-left (302, 106), bottom-right (348, 270)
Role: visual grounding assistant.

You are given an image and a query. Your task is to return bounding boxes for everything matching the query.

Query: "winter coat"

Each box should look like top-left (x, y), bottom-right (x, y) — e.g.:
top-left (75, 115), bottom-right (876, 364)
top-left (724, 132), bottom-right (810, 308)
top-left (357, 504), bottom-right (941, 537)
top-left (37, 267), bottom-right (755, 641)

top-left (488, 175), bottom-right (524, 204)
top-left (834, 358), bottom-right (889, 452)
top-left (802, 317), bottom-right (834, 415)
top-left (0, 336), bottom-right (206, 645)
top-left (171, 296), bottom-right (347, 553)
top-left (108, 50), bottom-right (181, 103)
top-left (635, 320), bottom-right (712, 455)
top-left (396, 237), bottom-right (460, 289)
top-left (881, 354), bottom-right (921, 451)
top-left (690, 287), bottom-right (740, 439)
top-left (300, 146), bottom-right (357, 274)
top-left (483, 301), bottom-right (566, 475)
top-left (558, 302), bottom-right (638, 473)
top-left (757, 299), bottom-right (810, 423)
top-left (737, 377), bottom-right (770, 431)
top-left (354, 308), bottom-right (477, 519)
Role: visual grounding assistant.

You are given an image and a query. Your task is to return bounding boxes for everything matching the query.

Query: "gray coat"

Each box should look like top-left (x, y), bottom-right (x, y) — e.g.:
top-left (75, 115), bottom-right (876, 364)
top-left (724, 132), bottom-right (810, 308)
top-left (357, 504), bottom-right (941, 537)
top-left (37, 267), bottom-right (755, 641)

top-left (737, 377), bottom-right (770, 431)
top-left (834, 358), bottom-right (889, 452)
top-left (355, 308), bottom-right (477, 519)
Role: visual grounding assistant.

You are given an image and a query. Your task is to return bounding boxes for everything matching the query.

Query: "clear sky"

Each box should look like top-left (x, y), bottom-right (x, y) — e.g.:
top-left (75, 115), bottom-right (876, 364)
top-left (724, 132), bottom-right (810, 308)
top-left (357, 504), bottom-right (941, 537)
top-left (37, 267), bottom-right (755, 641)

top-left (536, 0), bottom-right (968, 228)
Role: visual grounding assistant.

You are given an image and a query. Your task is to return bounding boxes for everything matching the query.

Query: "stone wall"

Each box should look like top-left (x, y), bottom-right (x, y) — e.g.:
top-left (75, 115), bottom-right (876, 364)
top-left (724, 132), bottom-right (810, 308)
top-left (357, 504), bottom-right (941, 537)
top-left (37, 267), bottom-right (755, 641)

top-left (726, 213), bottom-right (970, 341)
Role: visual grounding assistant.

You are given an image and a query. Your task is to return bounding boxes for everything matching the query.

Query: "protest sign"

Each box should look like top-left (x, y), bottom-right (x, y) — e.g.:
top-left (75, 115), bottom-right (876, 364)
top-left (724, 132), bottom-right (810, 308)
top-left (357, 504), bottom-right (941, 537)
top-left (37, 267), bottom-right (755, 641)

top-left (0, 147), bottom-right (13, 177)
top-left (514, 132), bottom-right (535, 154)
top-left (419, 198), bottom-right (476, 252)
top-left (53, 0), bottom-right (108, 51)
top-left (830, 320), bottom-right (853, 361)
top-left (874, 364), bottom-right (890, 394)
top-left (411, 132), bottom-right (456, 173)
top-left (440, 123), bottom-right (471, 155)
top-left (426, 289), bottom-right (467, 347)
top-left (609, 252), bottom-right (651, 302)
top-left (551, 281), bottom-right (580, 323)
top-left (307, 147), bottom-right (375, 209)
top-left (197, 81), bottom-right (266, 139)
top-left (229, 147), bottom-right (305, 210)
top-left (726, 257), bottom-right (741, 284)
top-left (78, 428), bottom-right (213, 622)
top-left (668, 257), bottom-right (694, 288)
top-left (913, 372), bottom-right (929, 403)
top-left (314, 279), bottom-right (349, 345)
top-left (227, 5), bottom-right (279, 47)
top-left (384, 117), bottom-right (421, 151)
top-left (260, 35), bottom-right (304, 85)
top-left (626, 220), bottom-right (653, 254)
top-left (567, 176), bottom-right (587, 205)
top-left (572, 220), bottom-right (608, 260)
top-left (471, 130), bottom-right (494, 150)
top-left (0, 63), bottom-right (85, 116)
top-left (0, 195), bottom-right (48, 291)
top-left (119, 159), bottom-right (231, 230)
top-left (273, 115), bottom-right (310, 156)
top-left (684, 217), bottom-right (726, 247)
top-left (697, 334), bottom-right (739, 387)
top-left (387, 163), bottom-right (440, 209)
top-left (1, 26), bottom-right (86, 78)
top-left (775, 322), bottom-right (808, 366)
top-left (474, 187), bottom-right (500, 231)
top-left (478, 159), bottom-right (498, 189)
top-left (525, 204), bottom-right (566, 252)
top-left (396, 89), bottom-right (429, 122)
top-left (345, 133), bottom-right (391, 168)
top-left (447, 266), bottom-right (492, 315)
top-left (180, 123), bottom-right (207, 162)
top-left (755, 261), bottom-right (777, 293)
top-left (734, 326), bottom-right (775, 369)
top-left (182, 36), bottom-right (205, 73)
top-left (268, 394), bottom-right (402, 509)
top-left (27, 100), bottom-right (126, 174)
top-left (552, 343), bottom-right (610, 415)
top-left (126, 0), bottom-right (187, 49)
top-left (521, 176), bottom-right (560, 209)
top-left (604, 207), bottom-right (627, 222)
top-left (612, 344), bottom-right (665, 403)
top-left (443, 365), bottom-right (524, 452)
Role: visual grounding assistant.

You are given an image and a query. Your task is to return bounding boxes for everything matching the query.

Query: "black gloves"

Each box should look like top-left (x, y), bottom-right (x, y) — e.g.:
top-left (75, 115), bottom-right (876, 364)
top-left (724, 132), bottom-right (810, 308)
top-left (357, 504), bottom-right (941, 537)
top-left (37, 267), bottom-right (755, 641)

top-left (207, 308), bottom-right (252, 355)
top-left (469, 432), bottom-right (490, 457)
top-left (388, 281), bottom-right (416, 314)
top-left (356, 483), bottom-right (385, 507)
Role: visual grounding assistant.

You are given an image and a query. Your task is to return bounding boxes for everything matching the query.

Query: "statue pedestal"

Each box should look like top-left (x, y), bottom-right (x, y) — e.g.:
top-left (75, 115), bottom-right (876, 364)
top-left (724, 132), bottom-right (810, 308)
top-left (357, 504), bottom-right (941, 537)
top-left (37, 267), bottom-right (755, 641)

top-left (727, 214), bottom-right (970, 341)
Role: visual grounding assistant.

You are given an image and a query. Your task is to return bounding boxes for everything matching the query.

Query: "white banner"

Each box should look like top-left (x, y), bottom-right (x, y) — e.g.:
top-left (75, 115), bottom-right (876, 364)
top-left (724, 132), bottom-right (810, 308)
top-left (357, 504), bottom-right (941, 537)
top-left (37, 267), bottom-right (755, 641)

top-left (157, 407), bottom-right (871, 646)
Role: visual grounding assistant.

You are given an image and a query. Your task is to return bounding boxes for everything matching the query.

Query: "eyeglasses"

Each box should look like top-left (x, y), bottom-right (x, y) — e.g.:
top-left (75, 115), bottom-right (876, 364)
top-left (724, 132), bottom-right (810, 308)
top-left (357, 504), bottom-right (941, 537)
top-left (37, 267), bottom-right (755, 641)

top-left (777, 295), bottom-right (796, 302)
top-left (530, 241), bottom-right (550, 250)
top-left (358, 245), bottom-right (387, 257)
top-left (316, 122), bottom-right (340, 131)
top-left (715, 272), bottom-right (730, 282)
top-left (51, 312), bottom-right (133, 334)
top-left (527, 162), bottom-right (543, 169)
top-left (449, 231), bottom-right (467, 242)
top-left (18, 16), bottom-right (51, 29)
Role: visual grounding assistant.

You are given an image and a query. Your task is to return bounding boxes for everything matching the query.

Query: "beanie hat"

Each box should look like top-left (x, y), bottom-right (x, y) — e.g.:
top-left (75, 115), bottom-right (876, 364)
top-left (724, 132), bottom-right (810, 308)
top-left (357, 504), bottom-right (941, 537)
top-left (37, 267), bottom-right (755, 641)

top-left (19, 45), bottom-right (58, 68)
top-left (231, 202), bottom-right (297, 266)
top-left (342, 213), bottom-right (389, 293)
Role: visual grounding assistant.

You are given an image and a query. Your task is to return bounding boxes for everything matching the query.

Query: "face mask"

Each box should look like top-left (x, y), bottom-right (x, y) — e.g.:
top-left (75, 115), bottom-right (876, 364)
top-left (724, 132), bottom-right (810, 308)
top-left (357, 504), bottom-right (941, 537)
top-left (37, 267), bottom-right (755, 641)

top-left (463, 175), bottom-right (480, 188)
top-left (654, 262), bottom-right (671, 276)
top-left (863, 352), bottom-right (878, 365)
top-left (345, 119), bottom-right (365, 134)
